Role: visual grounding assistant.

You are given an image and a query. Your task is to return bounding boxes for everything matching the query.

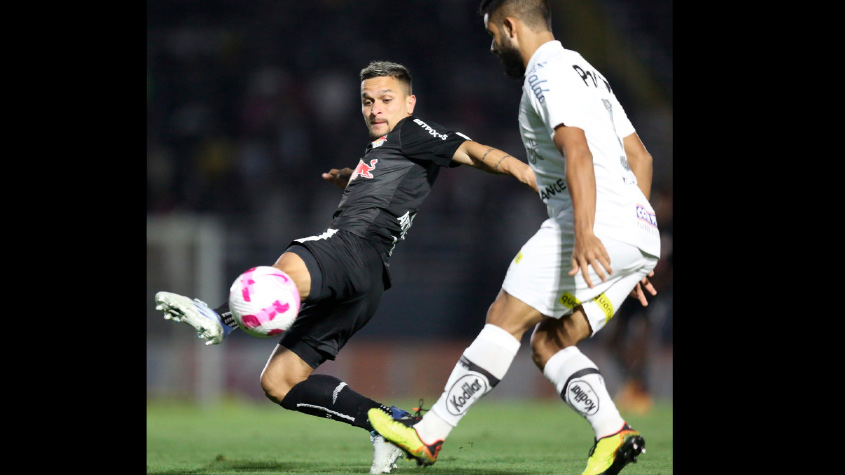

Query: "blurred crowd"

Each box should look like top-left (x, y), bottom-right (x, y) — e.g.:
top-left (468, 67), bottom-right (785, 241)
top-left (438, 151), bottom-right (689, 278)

top-left (146, 0), bottom-right (673, 365)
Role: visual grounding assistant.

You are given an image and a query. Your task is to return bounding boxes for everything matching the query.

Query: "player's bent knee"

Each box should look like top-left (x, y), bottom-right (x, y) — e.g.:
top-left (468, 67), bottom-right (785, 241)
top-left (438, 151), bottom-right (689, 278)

top-left (485, 290), bottom-right (544, 340)
top-left (260, 369), bottom-right (297, 404)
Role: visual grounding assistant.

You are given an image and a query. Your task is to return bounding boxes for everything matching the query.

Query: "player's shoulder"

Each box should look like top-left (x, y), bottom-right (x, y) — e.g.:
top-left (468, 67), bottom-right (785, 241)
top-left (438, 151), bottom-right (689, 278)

top-left (403, 115), bottom-right (445, 131)
top-left (400, 115), bottom-right (451, 139)
top-left (530, 46), bottom-right (598, 95)
top-left (528, 42), bottom-right (569, 70)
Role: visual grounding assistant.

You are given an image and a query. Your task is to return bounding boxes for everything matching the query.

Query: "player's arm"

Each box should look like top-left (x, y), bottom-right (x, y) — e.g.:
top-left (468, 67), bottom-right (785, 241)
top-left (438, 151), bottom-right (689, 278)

top-left (321, 167), bottom-right (354, 189)
top-left (451, 140), bottom-right (537, 191)
top-left (623, 132), bottom-right (653, 200)
top-left (622, 132), bottom-right (658, 305)
top-left (554, 124), bottom-right (611, 288)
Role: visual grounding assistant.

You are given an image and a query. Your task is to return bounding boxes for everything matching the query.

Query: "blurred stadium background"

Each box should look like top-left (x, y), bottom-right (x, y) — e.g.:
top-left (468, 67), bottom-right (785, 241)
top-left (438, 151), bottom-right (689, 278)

top-left (147, 0), bottom-right (672, 409)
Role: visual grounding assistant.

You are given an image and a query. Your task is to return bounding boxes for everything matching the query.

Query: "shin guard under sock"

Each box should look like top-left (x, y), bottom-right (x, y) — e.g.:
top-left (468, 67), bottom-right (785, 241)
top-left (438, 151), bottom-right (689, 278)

top-left (280, 374), bottom-right (389, 431)
top-left (543, 346), bottom-right (624, 439)
top-left (417, 324), bottom-right (521, 443)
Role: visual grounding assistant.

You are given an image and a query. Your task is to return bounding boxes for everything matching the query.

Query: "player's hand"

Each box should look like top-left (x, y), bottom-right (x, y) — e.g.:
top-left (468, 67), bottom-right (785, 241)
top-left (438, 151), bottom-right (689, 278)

top-left (629, 271), bottom-right (657, 306)
top-left (568, 233), bottom-right (612, 288)
top-left (322, 168), bottom-right (353, 189)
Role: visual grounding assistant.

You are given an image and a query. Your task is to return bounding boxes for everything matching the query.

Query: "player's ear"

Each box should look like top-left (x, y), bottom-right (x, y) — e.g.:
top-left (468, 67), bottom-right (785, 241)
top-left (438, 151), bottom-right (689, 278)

top-left (503, 16), bottom-right (517, 38)
top-left (406, 94), bottom-right (416, 114)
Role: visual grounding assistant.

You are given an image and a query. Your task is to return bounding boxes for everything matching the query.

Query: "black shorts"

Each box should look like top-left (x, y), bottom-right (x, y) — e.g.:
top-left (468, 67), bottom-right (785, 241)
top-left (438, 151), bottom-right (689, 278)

top-left (281, 229), bottom-right (387, 368)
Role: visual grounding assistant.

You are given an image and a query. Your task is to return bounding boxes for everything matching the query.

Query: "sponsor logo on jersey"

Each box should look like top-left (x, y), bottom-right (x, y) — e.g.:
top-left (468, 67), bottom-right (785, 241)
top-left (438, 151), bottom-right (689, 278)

top-left (619, 155), bottom-right (631, 171)
top-left (446, 373), bottom-right (488, 415)
top-left (397, 210), bottom-right (416, 240)
top-left (559, 291), bottom-right (581, 309)
top-left (540, 178), bottom-right (567, 201)
top-left (527, 73), bottom-right (549, 103)
top-left (635, 204), bottom-right (658, 228)
top-left (350, 158), bottom-right (378, 181)
top-left (371, 135), bottom-right (387, 148)
top-left (412, 118), bottom-right (448, 140)
top-left (566, 379), bottom-right (600, 416)
top-left (388, 210), bottom-right (417, 256)
top-left (525, 138), bottom-right (543, 164)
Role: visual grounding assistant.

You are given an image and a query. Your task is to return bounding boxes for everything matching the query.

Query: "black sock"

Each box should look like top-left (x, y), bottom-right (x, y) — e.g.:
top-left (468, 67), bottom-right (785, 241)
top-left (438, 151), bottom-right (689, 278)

top-left (279, 374), bottom-right (390, 431)
top-left (213, 302), bottom-right (237, 328)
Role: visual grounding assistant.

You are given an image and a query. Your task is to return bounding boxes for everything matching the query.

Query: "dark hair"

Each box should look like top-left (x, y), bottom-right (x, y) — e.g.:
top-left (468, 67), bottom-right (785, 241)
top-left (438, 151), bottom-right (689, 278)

top-left (360, 61), bottom-right (413, 95)
top-left (479, 0), bottom-right (551, 32)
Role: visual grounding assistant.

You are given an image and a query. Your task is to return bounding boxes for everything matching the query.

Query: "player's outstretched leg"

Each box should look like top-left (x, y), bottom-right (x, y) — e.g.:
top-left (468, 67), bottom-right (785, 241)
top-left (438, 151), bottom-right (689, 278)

top-left (155, 291), bottom-right (235, 345)
top-left (368, 408), bottom-right (442, 467)
top-left (582, 422), bottom-right (645, 475)
top-left (369, 406), bottom-right (419, 474)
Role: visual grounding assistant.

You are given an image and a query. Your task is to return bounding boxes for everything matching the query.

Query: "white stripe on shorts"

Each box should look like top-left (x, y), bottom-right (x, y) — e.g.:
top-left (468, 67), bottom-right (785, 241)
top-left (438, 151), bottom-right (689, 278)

top-left (294, 228), bottom-right (338, 243)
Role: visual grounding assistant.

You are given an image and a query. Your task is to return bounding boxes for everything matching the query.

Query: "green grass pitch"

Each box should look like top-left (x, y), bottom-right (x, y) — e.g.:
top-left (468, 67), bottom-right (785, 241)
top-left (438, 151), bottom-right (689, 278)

top-left (147, 399), bottom-right (672, 474)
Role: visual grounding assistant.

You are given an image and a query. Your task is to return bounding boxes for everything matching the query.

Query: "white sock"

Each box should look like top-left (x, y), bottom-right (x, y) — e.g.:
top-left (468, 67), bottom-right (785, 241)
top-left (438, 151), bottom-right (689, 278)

top-left (415, 324), bottom-right (521, 443)
top-left (543, 346), bottom-right (624, 439)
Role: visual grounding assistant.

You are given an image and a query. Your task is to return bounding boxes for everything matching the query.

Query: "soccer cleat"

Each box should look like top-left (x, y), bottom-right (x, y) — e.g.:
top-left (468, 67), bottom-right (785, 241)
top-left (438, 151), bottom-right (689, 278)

top-left (155, 291), bottom-right (232, 345)
top-left (370, 433), bottom-right (403, 474)
top-left (581, 423), bottom-right (646, 475)
top-left (368, 408), bottom-right (442, 467)
top-left (369, 406), bottom-right (420, 474)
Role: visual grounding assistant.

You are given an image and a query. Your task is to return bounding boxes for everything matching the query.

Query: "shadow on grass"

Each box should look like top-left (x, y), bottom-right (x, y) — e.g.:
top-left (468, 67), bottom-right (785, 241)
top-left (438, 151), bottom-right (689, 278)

top-left (148, 459), bottom-right (525, 474)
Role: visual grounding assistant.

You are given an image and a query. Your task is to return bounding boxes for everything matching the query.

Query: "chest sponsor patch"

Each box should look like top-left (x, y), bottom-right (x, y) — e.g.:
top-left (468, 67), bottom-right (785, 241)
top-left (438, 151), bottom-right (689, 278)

top-left (350, 158), bottom-right (378, 181)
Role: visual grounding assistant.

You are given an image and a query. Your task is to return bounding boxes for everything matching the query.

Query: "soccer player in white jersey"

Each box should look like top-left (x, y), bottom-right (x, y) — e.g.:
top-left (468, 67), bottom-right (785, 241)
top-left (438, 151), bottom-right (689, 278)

top-left (369, 1), bottom-right (662, 474)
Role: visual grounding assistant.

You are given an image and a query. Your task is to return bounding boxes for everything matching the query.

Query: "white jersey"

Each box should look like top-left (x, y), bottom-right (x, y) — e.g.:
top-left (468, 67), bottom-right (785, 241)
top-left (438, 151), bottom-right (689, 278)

top-left (518, 41), bottom-right (660, 257)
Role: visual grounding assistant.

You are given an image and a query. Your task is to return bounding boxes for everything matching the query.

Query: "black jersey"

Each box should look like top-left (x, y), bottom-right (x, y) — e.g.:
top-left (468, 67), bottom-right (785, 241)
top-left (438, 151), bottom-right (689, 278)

top-left (330, 115), bottom-right (470, 266)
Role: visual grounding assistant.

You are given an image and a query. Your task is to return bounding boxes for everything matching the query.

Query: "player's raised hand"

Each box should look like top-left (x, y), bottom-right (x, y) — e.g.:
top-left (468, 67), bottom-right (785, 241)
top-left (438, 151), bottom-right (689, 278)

top-left (568, 232), bottom-right (612, 288)
top-left (321, 167), bottom-right (353, 189)
top-left (629, 271), bottom-right (657, 306)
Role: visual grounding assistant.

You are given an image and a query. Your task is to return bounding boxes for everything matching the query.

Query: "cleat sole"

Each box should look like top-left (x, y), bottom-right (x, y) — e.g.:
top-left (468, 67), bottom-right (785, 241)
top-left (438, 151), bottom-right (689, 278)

top-left (605, 435), bottom-right (645, 475)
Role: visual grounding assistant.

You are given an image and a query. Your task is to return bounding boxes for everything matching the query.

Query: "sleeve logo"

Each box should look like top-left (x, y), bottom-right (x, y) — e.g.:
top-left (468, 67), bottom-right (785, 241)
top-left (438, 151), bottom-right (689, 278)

top-left (412, 118), bottom-right (448, 140)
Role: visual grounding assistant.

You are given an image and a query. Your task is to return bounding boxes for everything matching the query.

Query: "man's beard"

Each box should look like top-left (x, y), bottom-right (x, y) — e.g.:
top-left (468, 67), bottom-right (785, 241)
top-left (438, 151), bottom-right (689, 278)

top-left (366, 120), bottom-right (387, 139)
top-left (496, 41), bottom-right (525, 80)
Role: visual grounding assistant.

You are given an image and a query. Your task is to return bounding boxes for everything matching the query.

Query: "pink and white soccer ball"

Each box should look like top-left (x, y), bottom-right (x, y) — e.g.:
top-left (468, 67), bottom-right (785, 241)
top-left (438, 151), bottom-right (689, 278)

top-left (228, 266), bottom-right (301, 338)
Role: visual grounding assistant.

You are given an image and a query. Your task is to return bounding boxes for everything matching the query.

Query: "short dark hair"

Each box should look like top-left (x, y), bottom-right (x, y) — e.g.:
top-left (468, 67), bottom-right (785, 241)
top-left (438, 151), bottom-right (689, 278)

top-left (360, 61), bottom-right (413, 95)
top-left (479, 0), bottom-right (551, 32)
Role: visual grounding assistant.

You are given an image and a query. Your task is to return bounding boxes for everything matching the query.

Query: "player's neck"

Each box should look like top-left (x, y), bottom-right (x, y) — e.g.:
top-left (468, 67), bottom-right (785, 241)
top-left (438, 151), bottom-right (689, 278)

top-left (521, 32), bottom-right (556, 67)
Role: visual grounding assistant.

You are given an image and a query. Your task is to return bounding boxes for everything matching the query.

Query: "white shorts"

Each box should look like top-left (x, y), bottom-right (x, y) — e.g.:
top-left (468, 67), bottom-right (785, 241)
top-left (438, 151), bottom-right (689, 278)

top-left (501, 217), bottom-right (658, 335)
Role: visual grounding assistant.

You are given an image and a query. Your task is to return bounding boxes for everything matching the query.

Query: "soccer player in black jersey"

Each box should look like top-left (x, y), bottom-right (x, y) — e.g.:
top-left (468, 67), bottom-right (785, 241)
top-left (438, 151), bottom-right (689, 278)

top-left (155, 60), bottom-right (536, 474)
